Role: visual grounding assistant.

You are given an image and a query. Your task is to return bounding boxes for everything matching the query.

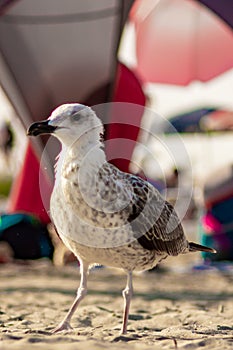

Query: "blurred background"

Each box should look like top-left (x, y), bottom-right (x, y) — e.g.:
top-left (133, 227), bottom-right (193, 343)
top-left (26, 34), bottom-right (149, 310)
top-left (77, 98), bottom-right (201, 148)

top-left (0, 0), bottom-right (232, 265)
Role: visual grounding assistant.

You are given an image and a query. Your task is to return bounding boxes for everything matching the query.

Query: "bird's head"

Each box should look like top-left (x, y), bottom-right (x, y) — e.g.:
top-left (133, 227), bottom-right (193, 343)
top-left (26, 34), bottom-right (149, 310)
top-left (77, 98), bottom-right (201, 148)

top-left (27, 103), bottom-right (103, 147)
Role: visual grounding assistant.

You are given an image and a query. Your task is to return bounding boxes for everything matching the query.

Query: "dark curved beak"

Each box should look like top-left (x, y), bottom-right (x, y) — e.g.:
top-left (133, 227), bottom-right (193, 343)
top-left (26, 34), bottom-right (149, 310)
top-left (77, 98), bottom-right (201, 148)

top-left (27, 120), bottom-right (57, 136)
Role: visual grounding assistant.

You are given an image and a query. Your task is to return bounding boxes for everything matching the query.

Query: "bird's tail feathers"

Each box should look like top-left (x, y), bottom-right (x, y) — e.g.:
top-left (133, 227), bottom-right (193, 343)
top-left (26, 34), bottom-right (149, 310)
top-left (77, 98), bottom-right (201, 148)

top-left (188, 242), bottom-right (216, 254)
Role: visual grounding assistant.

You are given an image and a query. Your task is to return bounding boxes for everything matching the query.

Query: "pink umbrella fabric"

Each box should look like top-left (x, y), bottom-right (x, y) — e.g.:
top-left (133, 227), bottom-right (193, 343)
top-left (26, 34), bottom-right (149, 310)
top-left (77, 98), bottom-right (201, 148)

top-left (131, 0), bottom-right (233, 85)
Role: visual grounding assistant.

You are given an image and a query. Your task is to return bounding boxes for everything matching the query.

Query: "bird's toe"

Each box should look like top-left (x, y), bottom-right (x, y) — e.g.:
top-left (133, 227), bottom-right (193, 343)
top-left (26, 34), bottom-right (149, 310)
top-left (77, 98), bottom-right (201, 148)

top-left (51, 321), bottom-right (73, 334)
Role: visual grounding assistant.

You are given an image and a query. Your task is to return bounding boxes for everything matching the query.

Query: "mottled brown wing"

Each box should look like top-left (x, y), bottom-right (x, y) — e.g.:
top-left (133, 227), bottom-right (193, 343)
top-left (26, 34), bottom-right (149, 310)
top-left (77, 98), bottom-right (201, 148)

top-left (126, 175), bottom-right (188, 256)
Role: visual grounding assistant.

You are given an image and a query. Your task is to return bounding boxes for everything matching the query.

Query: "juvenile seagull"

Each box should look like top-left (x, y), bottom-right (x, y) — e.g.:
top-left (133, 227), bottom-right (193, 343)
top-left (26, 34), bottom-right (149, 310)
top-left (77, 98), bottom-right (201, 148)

top-left (27, 103), bottom-right (216, 334)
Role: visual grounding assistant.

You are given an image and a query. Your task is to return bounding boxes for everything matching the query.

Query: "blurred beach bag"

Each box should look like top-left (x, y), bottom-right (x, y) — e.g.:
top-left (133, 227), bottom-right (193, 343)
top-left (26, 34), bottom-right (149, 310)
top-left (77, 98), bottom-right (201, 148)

top-left (0, 213), bottom-right (53, 260)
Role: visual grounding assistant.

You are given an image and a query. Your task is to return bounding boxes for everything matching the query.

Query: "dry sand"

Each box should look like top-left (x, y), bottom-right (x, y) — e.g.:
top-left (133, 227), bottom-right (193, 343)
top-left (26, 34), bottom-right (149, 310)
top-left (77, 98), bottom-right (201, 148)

top-left (0, 255), bottom-right (233, 350)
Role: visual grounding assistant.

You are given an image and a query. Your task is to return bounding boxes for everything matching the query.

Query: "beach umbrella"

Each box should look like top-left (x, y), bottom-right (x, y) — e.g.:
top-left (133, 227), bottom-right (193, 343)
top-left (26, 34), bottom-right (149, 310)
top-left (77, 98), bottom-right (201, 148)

top-left (162, 108), bottom-right (233, 134)
top-left (130, 0), bottom-right (233, 85)
top-left (162, 107), bottom-right (216, 133)
top-left (163, 108), bottom-right (216, 133)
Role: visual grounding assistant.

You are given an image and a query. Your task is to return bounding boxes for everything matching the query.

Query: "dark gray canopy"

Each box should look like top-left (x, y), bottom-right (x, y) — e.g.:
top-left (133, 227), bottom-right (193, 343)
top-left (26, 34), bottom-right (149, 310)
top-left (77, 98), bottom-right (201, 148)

top-left (0, 0), bottom-right (133, 128)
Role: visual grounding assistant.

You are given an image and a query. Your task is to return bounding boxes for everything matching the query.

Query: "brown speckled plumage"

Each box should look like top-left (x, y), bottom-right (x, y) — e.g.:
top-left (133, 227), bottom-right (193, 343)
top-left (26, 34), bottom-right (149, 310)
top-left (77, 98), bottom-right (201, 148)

top-left (27, 103), bottom-right (216, 334)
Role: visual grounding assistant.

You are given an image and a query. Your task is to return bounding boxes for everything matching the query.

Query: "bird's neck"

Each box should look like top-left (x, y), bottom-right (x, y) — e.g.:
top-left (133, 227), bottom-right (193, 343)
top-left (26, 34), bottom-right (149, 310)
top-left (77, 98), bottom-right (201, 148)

top-left (55, 131), bottom-right (106, 181)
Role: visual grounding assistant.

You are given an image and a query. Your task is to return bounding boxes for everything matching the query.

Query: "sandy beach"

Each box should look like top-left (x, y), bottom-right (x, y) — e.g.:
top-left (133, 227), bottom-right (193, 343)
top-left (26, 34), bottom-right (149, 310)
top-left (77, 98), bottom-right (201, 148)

top-left (0, 255), bottom-right (233, 350)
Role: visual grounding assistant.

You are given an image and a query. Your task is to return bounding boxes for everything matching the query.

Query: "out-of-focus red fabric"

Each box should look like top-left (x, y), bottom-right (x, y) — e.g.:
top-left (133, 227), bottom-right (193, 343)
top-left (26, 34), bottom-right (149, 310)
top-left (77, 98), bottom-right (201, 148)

top-left (7, 142), bottom-right (52, 224)
top-left (106, 63), bottom-right (146, 172)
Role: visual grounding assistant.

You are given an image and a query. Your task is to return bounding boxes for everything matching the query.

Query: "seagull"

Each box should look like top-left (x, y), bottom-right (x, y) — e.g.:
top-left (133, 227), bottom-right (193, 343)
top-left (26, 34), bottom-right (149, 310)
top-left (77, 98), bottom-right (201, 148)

top-left (27, 103), bottom-right (216, 334)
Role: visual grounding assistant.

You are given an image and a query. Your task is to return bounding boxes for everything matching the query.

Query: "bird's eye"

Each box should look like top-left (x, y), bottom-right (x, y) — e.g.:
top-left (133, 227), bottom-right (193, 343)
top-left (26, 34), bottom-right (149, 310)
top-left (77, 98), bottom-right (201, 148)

top-left (72, 112), bottom-right (81, 121)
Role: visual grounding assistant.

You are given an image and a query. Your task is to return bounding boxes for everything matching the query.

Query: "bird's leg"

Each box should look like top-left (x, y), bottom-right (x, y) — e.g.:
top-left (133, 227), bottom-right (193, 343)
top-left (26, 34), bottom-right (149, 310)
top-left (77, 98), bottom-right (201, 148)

top-left (121, 271), bottom-right (133, 334)
top-left (52, 260), bottom-right (89, 333)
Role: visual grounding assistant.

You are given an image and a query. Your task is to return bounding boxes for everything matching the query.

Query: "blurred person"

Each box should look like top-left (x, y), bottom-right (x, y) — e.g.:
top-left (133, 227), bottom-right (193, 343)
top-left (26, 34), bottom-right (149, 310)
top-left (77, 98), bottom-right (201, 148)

top-left (0, 121), bottom-right (14, 164)
top-left (166, 167), bottom-right (179, 188)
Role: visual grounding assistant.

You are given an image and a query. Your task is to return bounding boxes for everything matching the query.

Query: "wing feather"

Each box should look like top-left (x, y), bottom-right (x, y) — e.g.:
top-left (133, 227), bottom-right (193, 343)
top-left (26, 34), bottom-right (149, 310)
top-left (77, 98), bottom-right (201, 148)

top-left (124, 173), bottom-right (188, 255)
top-left (61, 160), bottom-right (188, 254)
